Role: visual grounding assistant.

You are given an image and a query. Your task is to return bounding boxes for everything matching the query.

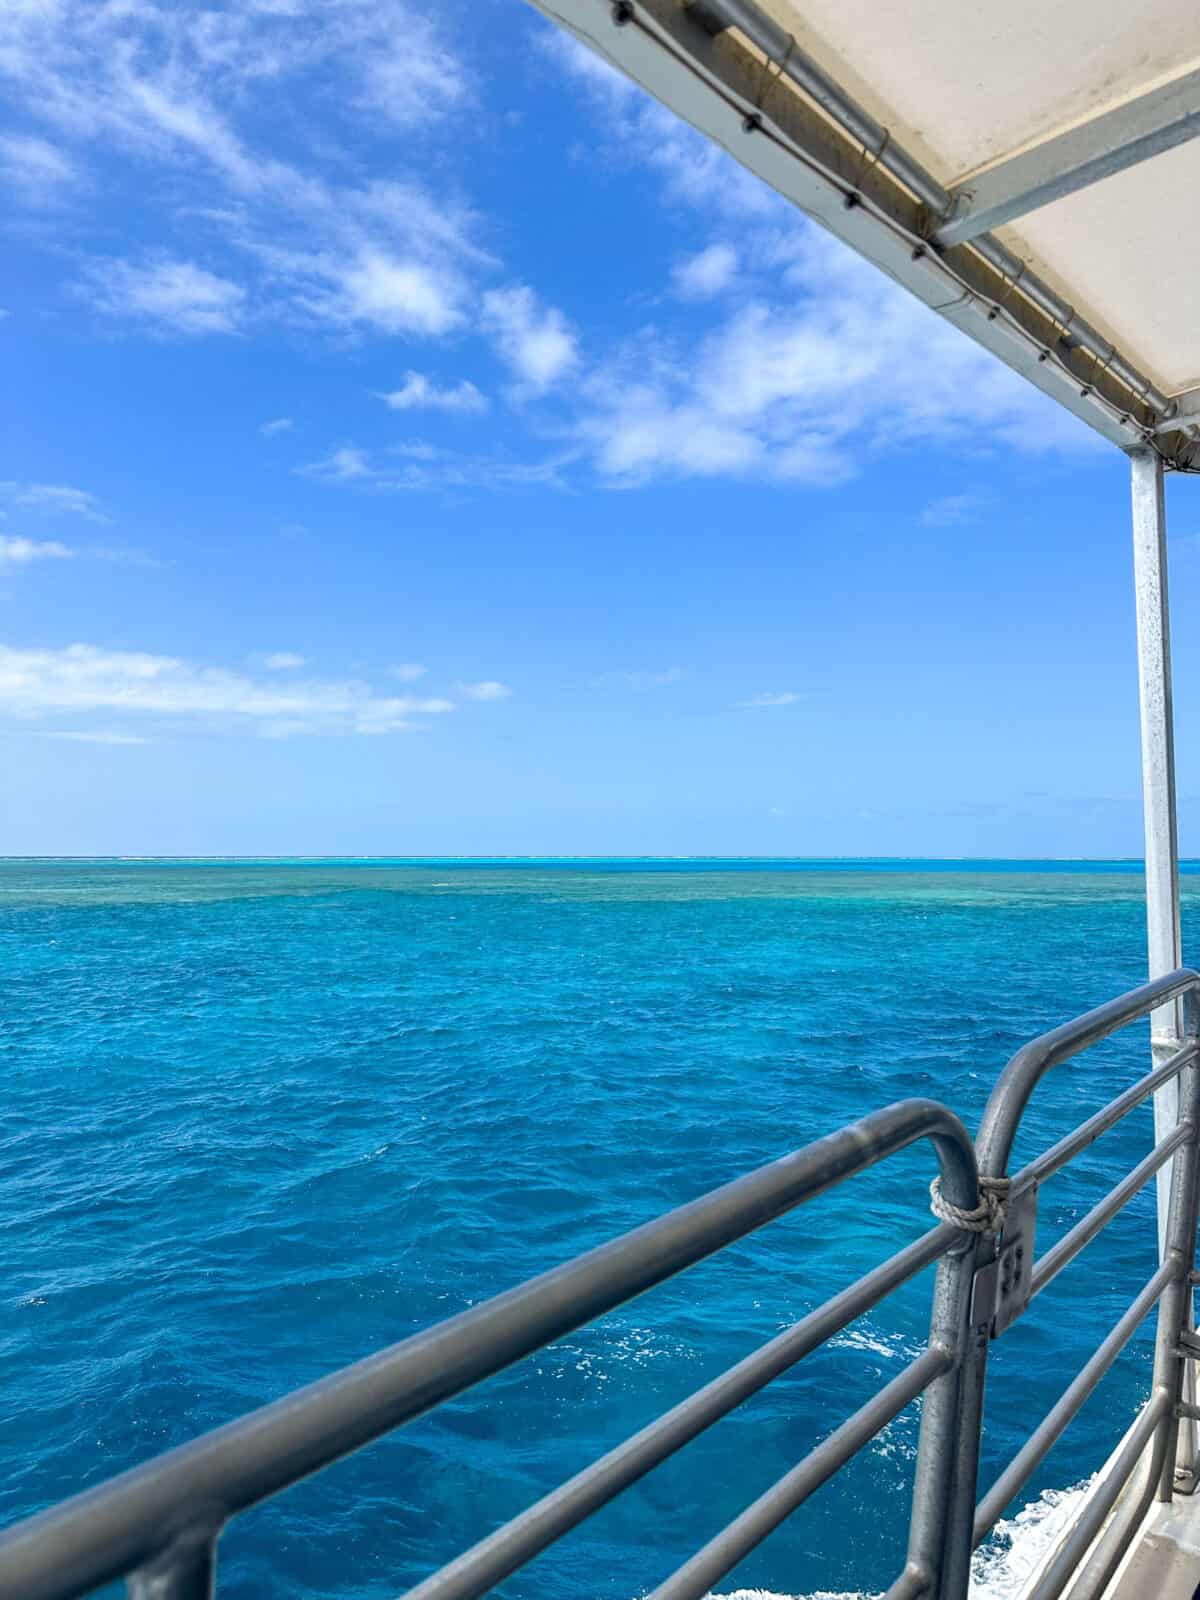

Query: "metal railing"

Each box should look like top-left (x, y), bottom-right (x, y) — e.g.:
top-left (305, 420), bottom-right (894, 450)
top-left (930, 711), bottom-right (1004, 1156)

top-left (3, 970), bottom-right (1200, 1600)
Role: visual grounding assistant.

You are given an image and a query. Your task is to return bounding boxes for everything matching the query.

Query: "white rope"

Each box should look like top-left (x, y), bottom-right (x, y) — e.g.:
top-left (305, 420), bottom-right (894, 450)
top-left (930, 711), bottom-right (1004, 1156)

top-left (929, 1175), bottom-right (1010, 1234)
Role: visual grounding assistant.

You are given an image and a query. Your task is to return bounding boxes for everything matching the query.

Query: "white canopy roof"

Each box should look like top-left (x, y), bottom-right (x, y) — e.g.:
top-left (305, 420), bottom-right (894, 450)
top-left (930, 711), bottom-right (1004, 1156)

top-left (533, 0), bottom-right (1200, 464)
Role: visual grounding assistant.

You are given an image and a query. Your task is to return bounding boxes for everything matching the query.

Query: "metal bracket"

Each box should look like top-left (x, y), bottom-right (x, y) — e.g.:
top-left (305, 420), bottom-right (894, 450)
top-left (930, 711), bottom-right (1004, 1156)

top-left (971, 1183), bottom-right (1038, 1337)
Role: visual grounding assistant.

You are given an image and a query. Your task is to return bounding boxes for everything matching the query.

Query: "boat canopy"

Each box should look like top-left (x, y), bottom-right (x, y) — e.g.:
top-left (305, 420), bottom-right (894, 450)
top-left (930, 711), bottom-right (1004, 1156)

top-left (532, 0), bottom-right (1200, 469)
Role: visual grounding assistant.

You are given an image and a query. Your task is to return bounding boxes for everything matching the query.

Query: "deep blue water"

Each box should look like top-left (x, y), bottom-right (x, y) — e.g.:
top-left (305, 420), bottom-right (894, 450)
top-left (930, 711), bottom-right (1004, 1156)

top-left (3, 859), bottom-right (1198, 1599)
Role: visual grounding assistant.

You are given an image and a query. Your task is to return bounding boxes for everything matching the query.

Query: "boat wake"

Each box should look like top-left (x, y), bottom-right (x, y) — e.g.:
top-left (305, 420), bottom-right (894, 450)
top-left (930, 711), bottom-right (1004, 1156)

top-left (710, 1476), bottom-right (1096, 1600)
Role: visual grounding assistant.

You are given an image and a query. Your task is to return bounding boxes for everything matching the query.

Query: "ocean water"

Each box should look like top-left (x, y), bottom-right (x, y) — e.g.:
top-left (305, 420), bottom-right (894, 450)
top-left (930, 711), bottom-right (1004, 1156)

top-left (4, 857), bottom-right (1199, 1599)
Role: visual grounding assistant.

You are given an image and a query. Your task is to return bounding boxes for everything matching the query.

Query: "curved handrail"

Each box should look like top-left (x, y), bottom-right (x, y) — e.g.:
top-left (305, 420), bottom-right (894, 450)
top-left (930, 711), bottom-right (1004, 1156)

top-left (975, 967), bottom-right (1200, 1177)
top-left (0, 1097), bottom-right (977, 1600)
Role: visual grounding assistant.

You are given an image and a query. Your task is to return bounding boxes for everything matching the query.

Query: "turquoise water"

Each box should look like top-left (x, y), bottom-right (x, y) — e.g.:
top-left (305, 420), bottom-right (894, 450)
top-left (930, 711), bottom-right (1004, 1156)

top-left (4, 858), bottom-right (1199, 1598)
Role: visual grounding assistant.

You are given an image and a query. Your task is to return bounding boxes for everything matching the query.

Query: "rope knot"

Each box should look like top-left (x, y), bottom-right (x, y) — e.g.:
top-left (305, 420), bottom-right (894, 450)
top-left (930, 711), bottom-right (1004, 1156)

top-left (929, 1175), bottom-right (1010, 1235)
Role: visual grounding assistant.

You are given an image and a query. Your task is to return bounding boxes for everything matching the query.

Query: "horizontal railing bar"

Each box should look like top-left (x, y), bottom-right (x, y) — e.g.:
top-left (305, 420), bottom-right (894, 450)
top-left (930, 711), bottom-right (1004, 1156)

top-left (1011, 1041), bottom-right (1197, 1195)
top-left (1026, 1390), bottom-right (1169, 1600)
top-left (402, 1222), bottom-right (957, 1600)
top-left (976, 969), bottom-right (1200, 1177)
top-left (972, 1259), bottom-right (1176, 1543)
top-left (0, 1099), bottom-right (977, 1600)
top-left (645, 1346), bottom-right (949, 1600)
top-left (1029, 1123), bottom-right (1192, 1299)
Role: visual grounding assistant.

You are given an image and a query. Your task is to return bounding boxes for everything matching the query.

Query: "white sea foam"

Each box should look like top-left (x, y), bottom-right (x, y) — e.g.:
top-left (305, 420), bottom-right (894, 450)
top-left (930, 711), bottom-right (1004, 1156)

top-left (715, 1592), bottom-right (875, 1600)
top-left (969, 1478), bottom-right (1096, 1598)
top-left (706, 1477), bottom-right (1097, 1600)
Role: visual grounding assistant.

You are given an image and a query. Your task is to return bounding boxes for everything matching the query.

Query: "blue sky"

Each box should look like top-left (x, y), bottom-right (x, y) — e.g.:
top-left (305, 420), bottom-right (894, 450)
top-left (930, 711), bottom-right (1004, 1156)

top-left (1, 0), bottom-right (1198, 856)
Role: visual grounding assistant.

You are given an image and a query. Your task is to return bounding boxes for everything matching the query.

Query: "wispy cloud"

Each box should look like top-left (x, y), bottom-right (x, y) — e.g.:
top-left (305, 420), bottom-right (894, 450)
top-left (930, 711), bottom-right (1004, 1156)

top-left (33, 729), bottom-right (148, 745)
top-left (300, 442), bottom-right (570, 494)
top-left (301, 446), bottom-right (372, 483)
top-left (0, 3), bottom-right (472, 166)
top-left (481, 285), bottom-right (577, 392)
top-left (572, 229), bottom-right (1094, 485)
top-left (261, 652), bottom-right (306, 671)
top-left (536, 25), bottom-right (1096, 486)
top-left (0, 482), bottom-right (104, 519)
top-left (0, 535), bottom-right (74, 567)
top-left (672, 244), bottom-right (738, 300)
top-left (593, 667), bottom-right (686, 691)
top-left (738, 691), bottom-right (803, 708)
top-left (539, 29), bottom-right (774, 218)
top-left (0, 642), bottom-right (459, 738)
top-left (390, 662), bottom-right (427, 682)
top-left (81, 255), bottom-right (245, 335)
top-left (920, 493), bottom-right (987, 527)
top-left (259, 417), bottom-right (294, 437)
top-left (378, 372), bottom-right (487, 414)
top-left (0, 132), bottom-right (79, 207)
top-left (459, 680), bottom-right (512, 701)
top-left (0, 2), bottom-right (484, 345)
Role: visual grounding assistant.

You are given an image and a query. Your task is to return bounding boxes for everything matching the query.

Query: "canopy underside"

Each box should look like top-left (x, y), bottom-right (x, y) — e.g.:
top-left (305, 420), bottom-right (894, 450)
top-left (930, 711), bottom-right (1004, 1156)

top-left (532, 0), bottom-right (1200, 467)
top-left (754, 0), bottom-right (1200, 398)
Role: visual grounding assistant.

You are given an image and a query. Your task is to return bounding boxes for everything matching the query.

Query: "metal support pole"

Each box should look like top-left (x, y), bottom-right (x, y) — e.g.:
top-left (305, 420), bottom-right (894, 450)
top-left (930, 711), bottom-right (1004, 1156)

top-left (902, 1235), bottom-right (983, 1600)
top-left (126, 1528), bottom-right (217, 1600)
top-left (1129, 444), bottom-right (1194, 1479)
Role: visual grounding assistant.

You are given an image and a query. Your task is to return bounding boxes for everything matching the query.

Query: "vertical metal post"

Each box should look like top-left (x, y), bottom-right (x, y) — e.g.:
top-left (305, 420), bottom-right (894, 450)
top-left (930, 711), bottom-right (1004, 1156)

top-left (127, 1528), bottom-right (217, 1600)
top-left (902, 1235), bottom-right (982, 1600)
top-left (1131, 446), bottom-right (1184, 1231)
top-left (1129, 444), bottom-right (1194, 1480)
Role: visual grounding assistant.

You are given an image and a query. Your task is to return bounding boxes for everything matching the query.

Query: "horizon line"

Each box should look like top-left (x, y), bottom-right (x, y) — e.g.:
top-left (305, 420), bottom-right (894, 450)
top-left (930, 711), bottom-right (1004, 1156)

top-left (0, 855), bottom-right (1189, 865)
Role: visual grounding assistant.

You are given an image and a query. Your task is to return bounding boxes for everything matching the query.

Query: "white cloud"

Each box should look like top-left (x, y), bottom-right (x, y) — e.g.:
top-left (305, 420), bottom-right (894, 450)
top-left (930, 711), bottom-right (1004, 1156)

top-left (390, 662), bottom-right (427, 681)
top-left (262, 652), bottom-right (306, 670)
top-left (82, 256), bottom-right (245, 335)
top-left (0, 3), bottom-right (471, 166)
top-left (672, 244), bottom-right (737, 300)
top-left (0, 3), bottom-right (484, 343)
top-left (538, 27), bottom-right (1096, 486)
top-left (0, 482), bottom-right (104, 519)
top-left (33, 730), bottom-right (148, 745)
top-left (302, 446), bottom-right (372, 482)
top-left (379, 373), bottom-right (487, 414)
top-left (738, 691), bottom-right (803, 708)
top-left (332, 249), bottom-right (464, 336)
top-left (0, 132), bottom-right (78, 206)
top-left (260, 417), bottom-right (294, 436)
top-left (0, 535), bottom-right (74, 567)
top-left (357, 14), bottom-right (472, 129)
top-left (459, 680), bottom-right (512, 701)
top-left (0, 643), bottom-right (457, 738)
top-left (481, 285), bottom-right (577, 392)
top-left (593, 667), bottom-right (685, 691)
top-left (299, 442), bottom-right (570, 494)
top-left (920, 493), bottom-right (986, 527)
top-left (573, 228), bottom-right (1095, 485)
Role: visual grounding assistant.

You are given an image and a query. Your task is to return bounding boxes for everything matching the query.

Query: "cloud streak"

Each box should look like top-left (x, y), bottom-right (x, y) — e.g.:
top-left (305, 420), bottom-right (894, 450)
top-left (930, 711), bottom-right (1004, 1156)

top-left (379, 373), bottom-right (487, 414)
top-left (459, 680), bottom-right (512, 702)
top-left (0, 643), bottom-right (459, 738)
top-left (738, 691), bottom-right (803, 708)
top-left (1, 482), bottom-right (104, 519)
top-left (0, 536), bottom-right (74, 567)
top-left (82, 255), bottom-right (246, 335)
